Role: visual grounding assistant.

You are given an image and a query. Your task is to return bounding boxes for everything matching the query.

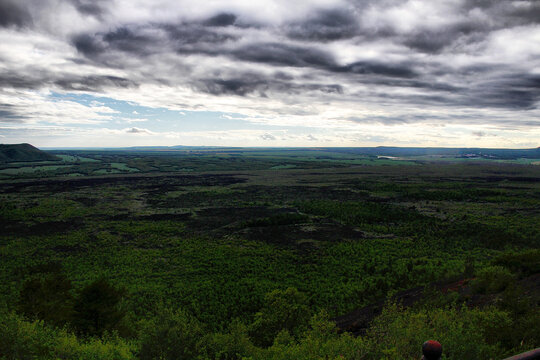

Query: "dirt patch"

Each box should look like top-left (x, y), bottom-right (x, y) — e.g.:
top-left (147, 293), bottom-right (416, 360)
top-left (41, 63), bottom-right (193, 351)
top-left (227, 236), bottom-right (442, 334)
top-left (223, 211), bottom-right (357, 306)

top-left (137, 213), bottom-right (192, 221)
top-left (239, 185), bottom-right (365, 203)
top-left (1, 219), bottom-right (83, 236)
top-left (107, 213), bottom-right (192, 221)
top-left (71, 196), bottom-right (99, 207)
top-left (187, 207), bottom-right (294, 231)
top-left (236, 219), bottom-right (365, 246)
top-left (51, 244), bottom-right (87, 253)
top-left (471, 176), bottom-right (540, 183)
top-left (175, 205), bottom-right (366, 246)
top-left (149, 191), bottom-right (239, 208)
top-left (0, 173), bottom-right (247, 194)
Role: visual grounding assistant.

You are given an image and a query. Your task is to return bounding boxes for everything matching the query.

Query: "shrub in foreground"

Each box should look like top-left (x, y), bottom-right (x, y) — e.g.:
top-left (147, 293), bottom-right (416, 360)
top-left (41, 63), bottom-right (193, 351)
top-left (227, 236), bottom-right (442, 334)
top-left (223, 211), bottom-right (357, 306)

top-left (0, 310), bottom-right (134, 360)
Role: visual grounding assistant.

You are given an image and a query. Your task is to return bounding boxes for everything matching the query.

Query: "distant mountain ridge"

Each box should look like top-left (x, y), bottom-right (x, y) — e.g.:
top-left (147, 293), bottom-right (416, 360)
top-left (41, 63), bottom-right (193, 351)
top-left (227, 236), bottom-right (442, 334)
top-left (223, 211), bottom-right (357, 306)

top-left (0, 143), bottom-right (59, 162)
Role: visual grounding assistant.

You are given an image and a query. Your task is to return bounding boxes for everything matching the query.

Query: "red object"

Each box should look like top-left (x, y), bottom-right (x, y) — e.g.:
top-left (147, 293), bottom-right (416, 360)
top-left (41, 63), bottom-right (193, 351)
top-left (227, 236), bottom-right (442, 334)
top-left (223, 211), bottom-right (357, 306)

top-left (422, 340), bottom-right (442, 360)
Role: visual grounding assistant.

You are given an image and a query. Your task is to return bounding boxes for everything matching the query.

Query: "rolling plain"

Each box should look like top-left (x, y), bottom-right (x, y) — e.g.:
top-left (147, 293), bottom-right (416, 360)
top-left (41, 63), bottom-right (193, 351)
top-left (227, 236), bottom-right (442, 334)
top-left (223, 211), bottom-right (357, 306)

top-left (1, 147), bottom-right (539, 359)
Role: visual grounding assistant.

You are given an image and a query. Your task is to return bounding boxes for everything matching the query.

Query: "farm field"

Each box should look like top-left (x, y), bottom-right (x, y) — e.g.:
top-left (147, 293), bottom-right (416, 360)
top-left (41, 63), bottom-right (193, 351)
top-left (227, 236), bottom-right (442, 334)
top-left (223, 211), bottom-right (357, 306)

top-left (0, 149), bottom-right (539, 359)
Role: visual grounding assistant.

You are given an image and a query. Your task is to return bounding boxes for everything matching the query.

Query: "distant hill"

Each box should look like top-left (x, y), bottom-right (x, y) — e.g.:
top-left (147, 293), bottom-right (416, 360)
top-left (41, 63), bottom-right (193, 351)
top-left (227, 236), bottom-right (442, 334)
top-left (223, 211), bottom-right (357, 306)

top-left (0, 143), bottom-right (59, 163)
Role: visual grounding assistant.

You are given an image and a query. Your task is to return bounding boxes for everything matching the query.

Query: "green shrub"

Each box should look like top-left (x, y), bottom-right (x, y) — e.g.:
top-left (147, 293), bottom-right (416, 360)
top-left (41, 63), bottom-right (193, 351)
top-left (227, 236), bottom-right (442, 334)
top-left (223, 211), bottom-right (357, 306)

top-left (0, 311), bottom-right (134, 360)
top-left (472, 266), bottom-right (515, 294)
top-left (73, 278), bottom-right (127, 337)
top-left (265, 311), bottom-right (369, 360)
top-left (496, 285), bottom-right (540, 350)
top-left (202, 319), bottom-right (259, 360)
top-left (55, 332), bottom-right (135, 360)
top-left (493, 249), bottom-right (540, 277)
top-left (17, 272), bottom-right (74, 328)
top-left (250, 288), bottom-right (311, 347)
top-left (138, 307), bottom-right (204, 360)
top-left (0, 311), bottom-right (56, 360)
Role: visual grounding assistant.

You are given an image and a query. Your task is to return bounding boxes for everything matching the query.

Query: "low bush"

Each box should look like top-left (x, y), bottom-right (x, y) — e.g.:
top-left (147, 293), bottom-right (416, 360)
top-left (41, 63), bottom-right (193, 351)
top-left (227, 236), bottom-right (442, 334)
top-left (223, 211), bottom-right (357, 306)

top-left (0, 310), bottom-right (134, 360)
top-left (472, 266), bottom-right (515, 294)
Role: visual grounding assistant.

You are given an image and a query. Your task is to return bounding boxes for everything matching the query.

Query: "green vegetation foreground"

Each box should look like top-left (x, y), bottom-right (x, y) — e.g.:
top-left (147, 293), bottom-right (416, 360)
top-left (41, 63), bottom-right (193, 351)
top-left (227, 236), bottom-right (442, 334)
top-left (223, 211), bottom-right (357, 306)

top-left (0, 153), bottom-right (539, 359)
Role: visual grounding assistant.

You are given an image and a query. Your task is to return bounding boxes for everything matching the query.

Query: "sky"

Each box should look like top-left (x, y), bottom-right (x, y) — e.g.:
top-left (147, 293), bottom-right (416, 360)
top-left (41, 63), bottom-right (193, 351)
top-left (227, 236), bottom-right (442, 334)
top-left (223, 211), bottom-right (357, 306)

top-left (0, 0), bottom-right (539, 148)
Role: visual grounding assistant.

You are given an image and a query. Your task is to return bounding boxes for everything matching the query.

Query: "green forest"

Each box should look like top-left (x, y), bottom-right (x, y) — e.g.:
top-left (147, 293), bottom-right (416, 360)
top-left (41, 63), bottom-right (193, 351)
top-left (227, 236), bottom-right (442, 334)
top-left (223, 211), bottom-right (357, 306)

top-left (0, 149), bottom-right (539, 359)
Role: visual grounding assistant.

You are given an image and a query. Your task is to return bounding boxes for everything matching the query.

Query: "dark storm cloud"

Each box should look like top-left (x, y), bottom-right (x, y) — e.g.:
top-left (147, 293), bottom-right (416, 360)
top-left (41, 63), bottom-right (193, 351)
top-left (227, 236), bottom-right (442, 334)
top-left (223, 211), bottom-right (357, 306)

top-left (72, 21), bottom-right (237, 63)
top-left (340, 61), bottom-right (417, 78)
top-left (402, 23), bottom-right (486, 54)
top-left (231, 42), bottom-right (418, 79)
top-left (73, 34), bottom-right (105, 57)
top-left (163, 23), bottom-right (237, 53)
top-left (73, 27), bottom-right (158, 58)
top-left (0, 72), bottom-right (43, 89)
top-left (204, 13), bottom-right (237, 27)
top-left (509, 3), bottom-right (540, 24)
top-left (400, 79), bottom-right (459, 92)
top-left (193, 71), bottom-right (344, 97)
top-left (384, 73), bottom-right (540, 111)
top-left (465, 74), bottom-right (540, 110)
top-left (0, 69), bottom-right (136, 92)
top-left (0, 0), bottom-right (32, 28)
top-left (232, 42), bottom-right (336, 68)
top-left (346, 75), bottom-right (465, 95)
top-left (70, 0), bottom-right (107, 18)
top-left (0, 106), bottom-right (25, 122)
top-left (102, 27), bottom-right (155, 54)
top-left (73, 25), bottom-right (328, 69)
top-left (360, 65), bottom-right (527, 111)
top-left (286, 8), bottom-right (359, 41)
top-left (463, 0), bottom-right (540, 26)
top-left (196, 77), bottom-right (269, 96)
top-left (54, 75), bottom-right (137, 92)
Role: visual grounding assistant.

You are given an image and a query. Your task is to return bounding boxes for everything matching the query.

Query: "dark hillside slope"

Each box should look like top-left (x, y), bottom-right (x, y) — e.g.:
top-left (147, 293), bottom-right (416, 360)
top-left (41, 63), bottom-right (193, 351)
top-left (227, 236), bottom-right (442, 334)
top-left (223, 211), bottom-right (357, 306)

top-left (0, 143), bottom-right (59, 162)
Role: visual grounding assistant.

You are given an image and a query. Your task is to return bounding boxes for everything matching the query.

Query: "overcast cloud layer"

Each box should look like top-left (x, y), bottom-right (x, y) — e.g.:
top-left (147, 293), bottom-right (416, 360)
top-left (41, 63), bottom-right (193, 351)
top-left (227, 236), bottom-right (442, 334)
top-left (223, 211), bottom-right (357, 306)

top-left (0, 0), bottom-right (539, 147)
